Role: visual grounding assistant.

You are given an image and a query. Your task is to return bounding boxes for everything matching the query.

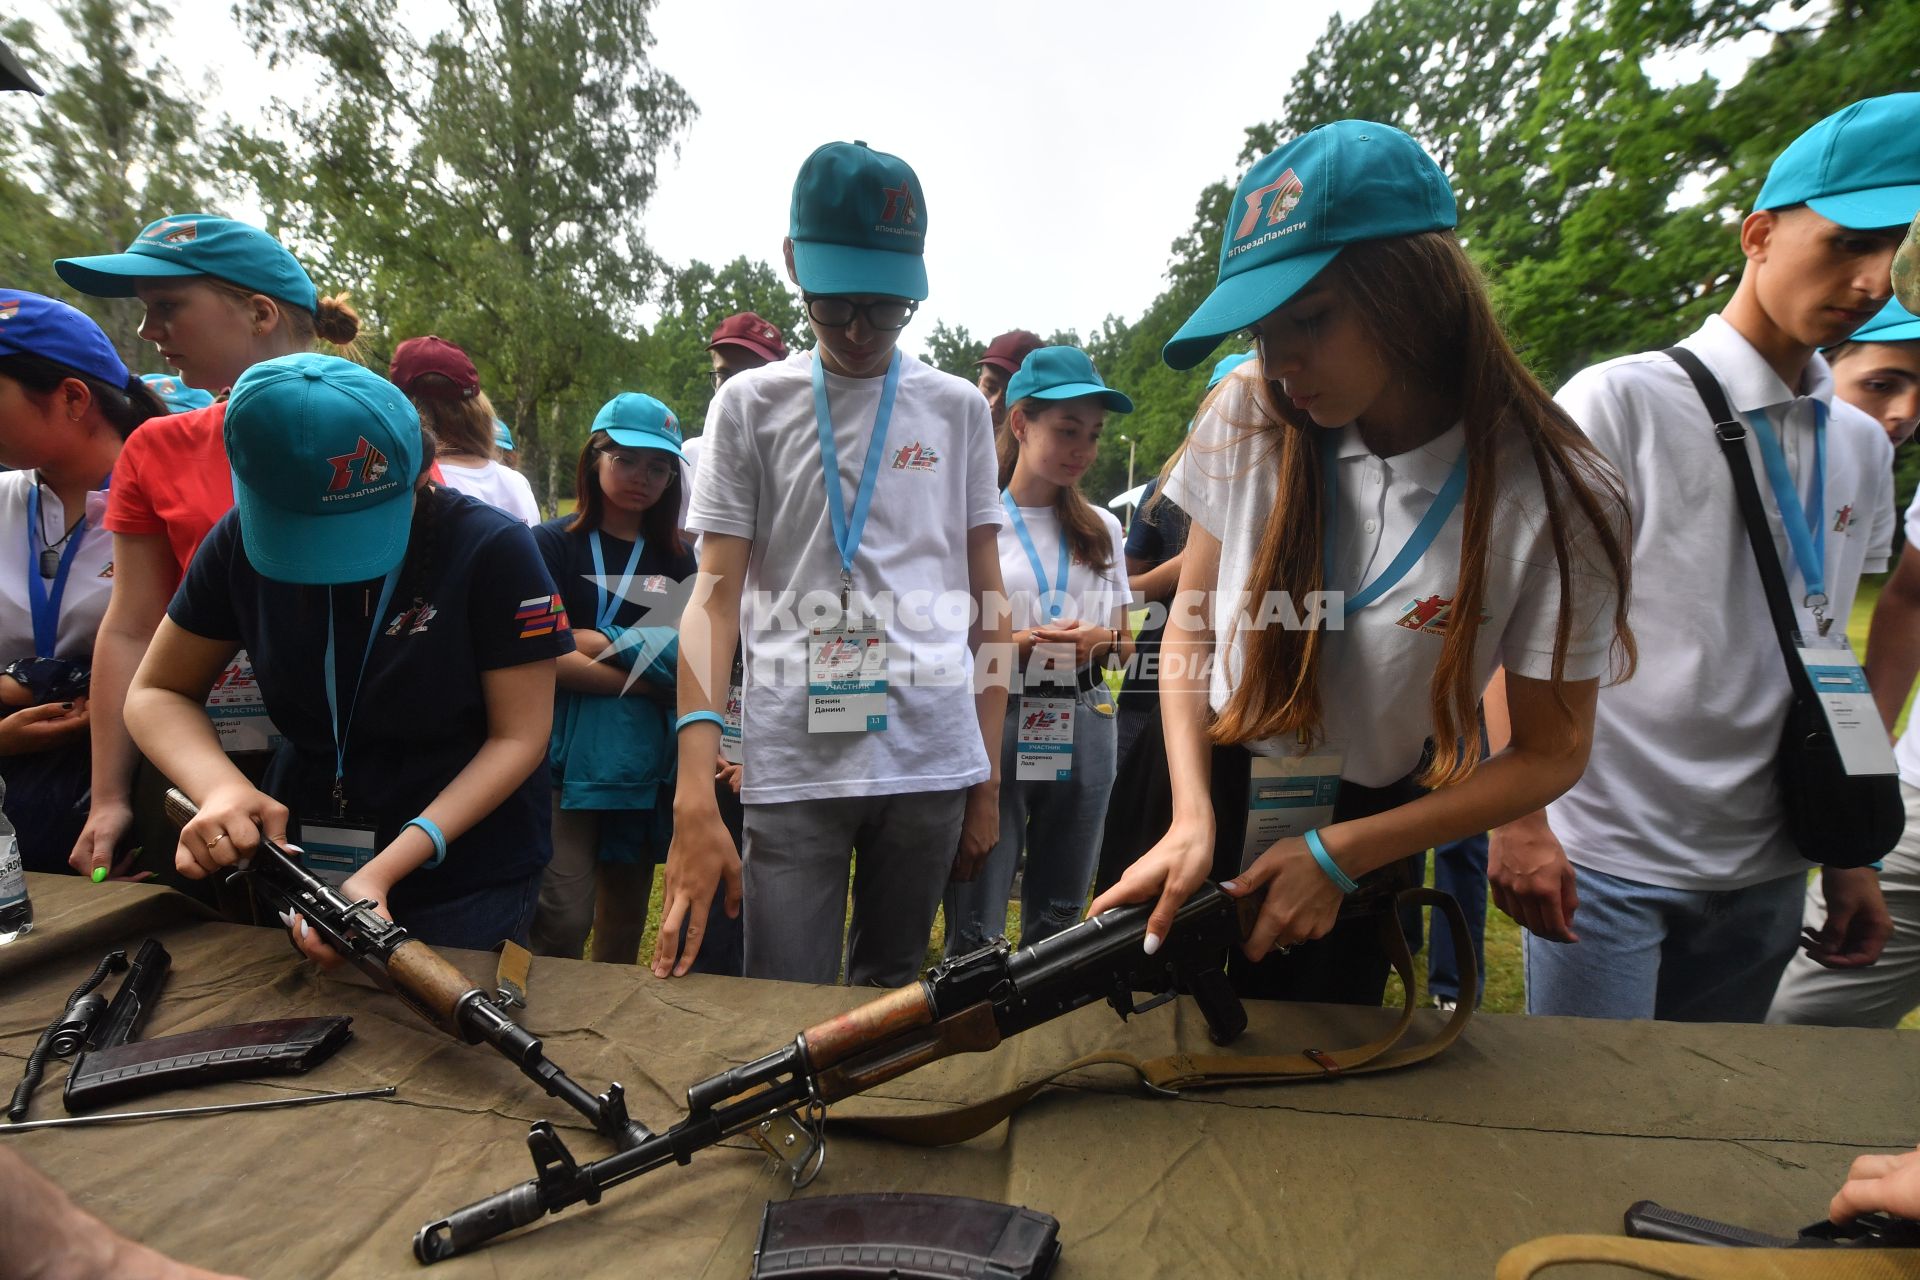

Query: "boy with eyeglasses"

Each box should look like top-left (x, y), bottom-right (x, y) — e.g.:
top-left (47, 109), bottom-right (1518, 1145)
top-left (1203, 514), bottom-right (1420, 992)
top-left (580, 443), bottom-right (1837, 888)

top-left (657, 140), bottom-right (1011, 986)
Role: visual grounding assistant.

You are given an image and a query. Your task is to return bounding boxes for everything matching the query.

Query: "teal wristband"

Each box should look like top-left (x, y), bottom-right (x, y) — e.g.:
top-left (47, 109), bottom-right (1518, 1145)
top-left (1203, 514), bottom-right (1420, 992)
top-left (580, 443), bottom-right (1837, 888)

top-left (405, 817), bottom-right (446, 869)
top-left (676, 710), bottom-right (726, 734)
top-left (1303, 828), bottom-right (1357, 895)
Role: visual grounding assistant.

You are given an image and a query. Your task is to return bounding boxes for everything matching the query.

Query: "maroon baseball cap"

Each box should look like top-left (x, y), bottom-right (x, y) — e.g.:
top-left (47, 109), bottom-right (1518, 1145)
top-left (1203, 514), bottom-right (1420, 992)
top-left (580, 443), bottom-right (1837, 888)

top-left (389, 335), bottom-right (479, 400)
top-left (708, 312), bottom-right (789, 363)
top-left (977, 329), bottom-right (1045, 376)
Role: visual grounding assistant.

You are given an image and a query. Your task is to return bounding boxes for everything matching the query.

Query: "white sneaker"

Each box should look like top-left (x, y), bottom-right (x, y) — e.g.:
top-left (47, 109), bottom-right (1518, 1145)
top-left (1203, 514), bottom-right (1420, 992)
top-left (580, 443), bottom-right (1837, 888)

top-left (1433, 996), bottom-right (1458, 1014)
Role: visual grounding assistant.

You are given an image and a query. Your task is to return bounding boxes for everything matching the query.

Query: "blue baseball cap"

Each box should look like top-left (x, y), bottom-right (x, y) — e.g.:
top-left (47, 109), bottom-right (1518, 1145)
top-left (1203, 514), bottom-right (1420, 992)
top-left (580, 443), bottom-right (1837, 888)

top-left (1843, 296), bottom-right (1920, 345)
top-left (225, 353), bottom-right (423, 585)
top-left (1756, 94), bottom-right (1920, 229)
top-left (1207, 350), bottom-right (1256, 389)
top-left (1006, 347), bottom-right (1133, 414)
top-left (591, 393), bottom-right (684, 459)
top-left (1164, 121), bottom-right (1456, 370)
top-left (139, 373), bottom-right (215, 414)
top-left (0, 291), bottom-right (129, 385)
top-left (56, 214), bottom-right (320, 312)
top-left (494, 418), bottom-right (515, 452)
top-left (789, 141), bottom-right (929, 301)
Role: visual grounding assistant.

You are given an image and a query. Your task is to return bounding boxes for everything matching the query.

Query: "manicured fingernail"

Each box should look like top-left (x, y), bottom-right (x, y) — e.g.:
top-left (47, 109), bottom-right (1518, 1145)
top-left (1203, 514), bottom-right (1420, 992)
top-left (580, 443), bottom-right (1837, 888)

top-left (1221, 880), bottom-right (1238, 893)
top-left (90, 867), bottom-right (107, 883)
top-left (1142, 932), bottom-right (1162, 956)
top-left (278, 910), bottom-right (294, 928)
top-left (298, 920), bottom-right (310, 939)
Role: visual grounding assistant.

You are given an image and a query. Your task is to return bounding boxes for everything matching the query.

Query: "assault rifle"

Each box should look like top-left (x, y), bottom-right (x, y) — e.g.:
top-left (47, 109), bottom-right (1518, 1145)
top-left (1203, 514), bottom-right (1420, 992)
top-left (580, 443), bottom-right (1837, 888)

top-left (1626, 1200), bottom-right (1920, 1249)
top-left (162, 789), bottom-right (648, 1149)
top-left (413, 884), bottom-right (1250, 1263)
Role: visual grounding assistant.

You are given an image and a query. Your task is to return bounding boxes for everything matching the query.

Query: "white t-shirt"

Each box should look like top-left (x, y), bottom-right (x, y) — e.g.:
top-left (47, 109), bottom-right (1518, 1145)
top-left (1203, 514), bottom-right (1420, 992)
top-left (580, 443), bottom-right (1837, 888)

top-left (1896, 489), bottom-right (1920, 790)
top-left (437, 458), bottom-right (540, 526)
top-left (1165, 373), bottom-right (1620, 789)
top-left (687, 349), bottom-right (1005, 803)
top-left (0, 473), bottom-right (114, 663)
top-left (1549, 313), bottom-right (1896, 890)
top-left (997, 500), bottom-right (1131, 634)
top-left (679, 432), bottom-right (702, 533)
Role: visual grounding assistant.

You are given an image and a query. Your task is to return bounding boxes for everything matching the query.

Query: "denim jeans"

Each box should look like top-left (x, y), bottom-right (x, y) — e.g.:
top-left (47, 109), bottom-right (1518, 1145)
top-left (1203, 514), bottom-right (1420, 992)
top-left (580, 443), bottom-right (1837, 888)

top-left (944, 686), bottom-right (1119, 956)
top-left (1427, 833), bottom-right (1488, 1004)
top-left (1524, 861), bottom-right (1806, 1021)
top-left (401, 874), bottom-right (541, 953)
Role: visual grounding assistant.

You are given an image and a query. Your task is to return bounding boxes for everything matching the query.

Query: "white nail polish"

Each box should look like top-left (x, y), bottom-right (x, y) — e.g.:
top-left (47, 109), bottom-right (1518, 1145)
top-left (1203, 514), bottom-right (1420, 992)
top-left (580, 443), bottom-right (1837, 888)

top-left (277, 910), bottom-right (293, 929)
top-left (299, 920), bottom-right (310, 939)
top-left (1142, 933), bottom-right (1162, 957)
top-left (1221, 881), bottom-right (1239, 893)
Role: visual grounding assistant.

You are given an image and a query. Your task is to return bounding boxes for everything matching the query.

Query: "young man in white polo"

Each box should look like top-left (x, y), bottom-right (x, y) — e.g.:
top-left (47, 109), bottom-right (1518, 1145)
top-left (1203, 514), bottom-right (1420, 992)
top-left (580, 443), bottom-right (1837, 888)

top-left (656, 140), bottom-right (1010, 986)
top-left (1491, 95), bottom-right (1920, 1020)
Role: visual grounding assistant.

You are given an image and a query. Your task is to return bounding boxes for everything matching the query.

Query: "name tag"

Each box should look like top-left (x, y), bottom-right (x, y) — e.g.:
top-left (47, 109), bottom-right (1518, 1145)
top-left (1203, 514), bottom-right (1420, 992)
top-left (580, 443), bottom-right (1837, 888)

top-left (807, 619), bottom-right (888, 734)
top-left (297, 818), bottom-right (379, 888)
top-left (207, 653), bottom-right (282, 754)
top-left (1015, 695), bottom-right (1075, 781)
top-left (1244, 751), bottom-right (1343, 868)
top-left (721, 679), bottom-right (744, 765)
top-left (1797, 639), bottom-right (1897, 778)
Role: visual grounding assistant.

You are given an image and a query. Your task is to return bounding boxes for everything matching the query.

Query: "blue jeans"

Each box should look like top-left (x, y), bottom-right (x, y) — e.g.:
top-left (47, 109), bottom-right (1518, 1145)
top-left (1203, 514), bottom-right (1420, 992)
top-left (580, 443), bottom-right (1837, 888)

top-left (1428, 833), bottom-right (1488, 1004)
top-left (945, 687), bottom-right (1119, 956)
top-left (1524, 862), bottom-right (1806, 1021)
top-left (401, 875), bottom-right (541, 953)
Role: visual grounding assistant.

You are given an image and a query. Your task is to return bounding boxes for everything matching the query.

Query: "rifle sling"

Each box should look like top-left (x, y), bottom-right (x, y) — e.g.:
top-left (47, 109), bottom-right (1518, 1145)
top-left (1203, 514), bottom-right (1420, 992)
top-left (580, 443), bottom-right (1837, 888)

top-left (836, 887), bottom-right (1474, 1147)
top-left (1495, 1234), bottom-right (1920, 1280)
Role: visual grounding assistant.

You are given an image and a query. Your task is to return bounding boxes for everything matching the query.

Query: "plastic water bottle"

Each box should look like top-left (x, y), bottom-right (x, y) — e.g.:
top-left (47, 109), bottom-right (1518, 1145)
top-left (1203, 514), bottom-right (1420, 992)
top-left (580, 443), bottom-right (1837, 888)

top-left (0, 784), bottom-right (31, 944)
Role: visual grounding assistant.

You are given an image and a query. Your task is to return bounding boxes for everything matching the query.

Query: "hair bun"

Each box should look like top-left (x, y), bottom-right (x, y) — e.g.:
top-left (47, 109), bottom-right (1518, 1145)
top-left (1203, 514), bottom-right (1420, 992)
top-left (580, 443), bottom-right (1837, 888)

top-left (312, 292), bottom-right (362, 346)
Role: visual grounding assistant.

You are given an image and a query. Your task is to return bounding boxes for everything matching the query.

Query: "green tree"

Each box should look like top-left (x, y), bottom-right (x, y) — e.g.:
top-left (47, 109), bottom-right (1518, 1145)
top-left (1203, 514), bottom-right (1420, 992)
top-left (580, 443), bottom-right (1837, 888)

top-left (919, 320), bottom-right (979, 378)
top-left (638, 256), bottom-right (805, 435)
top-left (232, 0), bottom-right (696, 504)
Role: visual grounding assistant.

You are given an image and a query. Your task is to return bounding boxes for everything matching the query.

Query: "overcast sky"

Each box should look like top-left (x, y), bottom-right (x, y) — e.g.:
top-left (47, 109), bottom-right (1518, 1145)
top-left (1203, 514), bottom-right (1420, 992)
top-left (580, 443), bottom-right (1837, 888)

top-left (14, 0), bottom-right (1365, 342)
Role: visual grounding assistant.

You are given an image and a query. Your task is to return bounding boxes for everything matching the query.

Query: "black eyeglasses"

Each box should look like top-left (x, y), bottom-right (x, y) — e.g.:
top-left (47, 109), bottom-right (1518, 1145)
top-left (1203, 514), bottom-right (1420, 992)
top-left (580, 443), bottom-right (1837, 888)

top-left (803, 295), bottom-right (918, 331)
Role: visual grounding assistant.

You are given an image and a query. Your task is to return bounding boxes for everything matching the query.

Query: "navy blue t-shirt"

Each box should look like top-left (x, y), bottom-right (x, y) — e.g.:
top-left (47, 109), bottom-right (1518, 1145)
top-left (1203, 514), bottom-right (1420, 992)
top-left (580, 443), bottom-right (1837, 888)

top-left (1119, 478), bottom-right (1192, 709)
top-left (168, 489), bottom-right (575, 911)
top-left (532, 517), bottom-right (697, 637)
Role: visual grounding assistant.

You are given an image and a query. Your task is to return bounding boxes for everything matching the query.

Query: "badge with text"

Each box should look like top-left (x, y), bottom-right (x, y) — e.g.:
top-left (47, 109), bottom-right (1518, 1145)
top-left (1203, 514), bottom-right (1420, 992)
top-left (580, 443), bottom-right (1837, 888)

top-left (206, 652), bottom-right (283, 754)
top-left (807, 618), bottom-right (888, 734)
top-left (721, 679), bottom-right (745, 764)
top-left (1015, 695), bottom-right (1076, 781)
top-left (296, 818), bottom-right (379, 888)
top-left (1244, 750), bottom-right (1343, 867)
top-left (1796, 637), bottom-right (1897, 778)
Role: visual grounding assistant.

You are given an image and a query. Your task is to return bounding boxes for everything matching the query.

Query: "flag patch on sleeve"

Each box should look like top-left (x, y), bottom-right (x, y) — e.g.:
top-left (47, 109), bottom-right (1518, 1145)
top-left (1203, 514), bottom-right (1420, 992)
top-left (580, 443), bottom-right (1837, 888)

top-left (517, 594), bottom-right (570, 638)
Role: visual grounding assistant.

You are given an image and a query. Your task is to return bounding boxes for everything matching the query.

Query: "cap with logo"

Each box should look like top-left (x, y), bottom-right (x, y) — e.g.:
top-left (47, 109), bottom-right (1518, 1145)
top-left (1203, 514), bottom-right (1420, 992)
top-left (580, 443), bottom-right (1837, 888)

top-left (389, 335), bottom-right (480, 400)
top-left (1842, 296), bottom-right (1920, 346)
top-left (224, 353), bottom-right (423, 585)
top-left (1164, 120), bottom-right (1456, 370)
top-left (789, 140), bottom-right (929, 301)
top-left (977, 330), bottom-right (1045, 376)
top-left (591, 393), bottom-right (684, 460)
top-left (140, 372), bottom-right (216, 414)
top-left (708, 312), bottom-right (789, 363)
top-left (0, 290), bottom-right (130, 386)
top-left (1207, 350), bottom-right (1256, 389)
top-left (494, 418), bottom-right (515, 452)
top-left (1757, 94), bottom-right (1920, 230)
top-left (1006, 347), bottom-right (1134, 414)
top-left (55, 214), bottom-right (320, 313)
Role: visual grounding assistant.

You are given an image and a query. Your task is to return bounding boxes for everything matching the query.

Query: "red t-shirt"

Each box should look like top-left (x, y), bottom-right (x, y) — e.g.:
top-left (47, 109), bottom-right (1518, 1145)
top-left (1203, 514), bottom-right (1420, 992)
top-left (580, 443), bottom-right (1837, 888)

top-left (103, 402), bottom-right (234, 589)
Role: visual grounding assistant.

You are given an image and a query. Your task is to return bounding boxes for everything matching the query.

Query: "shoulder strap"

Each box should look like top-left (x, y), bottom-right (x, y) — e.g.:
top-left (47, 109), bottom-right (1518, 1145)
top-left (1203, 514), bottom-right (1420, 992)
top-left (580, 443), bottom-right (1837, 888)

top-left (1663, 347), bottom-right (1809, 683)
top-left (1496, 1233), bottom-right (1920, 1280)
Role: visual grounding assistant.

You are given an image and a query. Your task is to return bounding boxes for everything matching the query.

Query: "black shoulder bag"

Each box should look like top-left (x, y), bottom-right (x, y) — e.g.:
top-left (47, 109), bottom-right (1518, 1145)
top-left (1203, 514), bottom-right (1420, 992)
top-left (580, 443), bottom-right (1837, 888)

top-left (1665, 346), bottom-right (1901, 868)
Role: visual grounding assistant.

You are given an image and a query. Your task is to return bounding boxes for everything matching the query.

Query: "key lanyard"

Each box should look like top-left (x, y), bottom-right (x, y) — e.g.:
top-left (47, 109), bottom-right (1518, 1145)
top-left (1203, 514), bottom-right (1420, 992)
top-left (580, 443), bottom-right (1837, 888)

top-left (1321, 441), bottom-right (1469, 616)
top-left (1002, 492), bottom-right (1071, 620)
top-left (813, 349), bottom-right (903, 610)
top-left (589, 531), bottom-right (644, 632)
top-left (24, 482), bottom-right (91, 659)
top-left (1746, 402), bottom-right (1830, 635)
top-left (323, 566), bottom-right (402, 815)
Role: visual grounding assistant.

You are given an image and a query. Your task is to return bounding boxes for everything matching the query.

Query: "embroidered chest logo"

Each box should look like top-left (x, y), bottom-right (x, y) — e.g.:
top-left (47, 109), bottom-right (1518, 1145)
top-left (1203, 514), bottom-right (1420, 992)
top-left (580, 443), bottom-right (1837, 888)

top-left (516, 594), bottom-right (569, 639)
top-left (1833, 504), bottom-right (1854, 534)
top-left (97, 561), bottom-right (114, 579)
top-left (891, 442), bottom-right (939, 472)
top-left (1396, 594), bottom-right (1456, 635)
top-left (326, 437), bottom-right (391, 492)
top-left (0, 299), bottom-right (19, 322)
top-left (385, 601), bottom-right (439, 636)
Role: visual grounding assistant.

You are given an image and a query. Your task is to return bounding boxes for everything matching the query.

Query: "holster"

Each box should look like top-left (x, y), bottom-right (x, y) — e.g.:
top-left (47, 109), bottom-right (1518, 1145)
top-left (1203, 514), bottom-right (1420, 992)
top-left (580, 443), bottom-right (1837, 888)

top-left (63, 1016), bottom-right (353, 1112)
top-left (751, 1193), bottom-right (1061, 1280)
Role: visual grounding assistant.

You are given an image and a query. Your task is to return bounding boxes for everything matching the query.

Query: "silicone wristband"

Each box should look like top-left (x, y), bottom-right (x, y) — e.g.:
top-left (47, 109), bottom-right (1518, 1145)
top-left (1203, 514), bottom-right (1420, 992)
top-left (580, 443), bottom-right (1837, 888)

top-left (1303, 828), bottom-right (1358, 895)
top-left (404, 817), bottom-right (446, 869)
top-left (675, 710), bottom-right (726, 734)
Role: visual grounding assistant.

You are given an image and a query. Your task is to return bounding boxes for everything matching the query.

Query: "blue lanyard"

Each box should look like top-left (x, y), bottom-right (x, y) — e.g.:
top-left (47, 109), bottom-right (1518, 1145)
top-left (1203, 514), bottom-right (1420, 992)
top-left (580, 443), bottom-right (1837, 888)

top-left (813, 349), bottom-right (903, 606)
top-left (323, 565), bottom-right (402, 814)
top-left (1321, 441), bottom-right (1469, 616)
top-left (1746, 403), bottom-right (1828, 618)
top-left (1001, 492), bottom-right (1072, 620)
top-left (24, 483), bottom-right (90, 660)
top-left (589, 531), bottom-right (644, 632)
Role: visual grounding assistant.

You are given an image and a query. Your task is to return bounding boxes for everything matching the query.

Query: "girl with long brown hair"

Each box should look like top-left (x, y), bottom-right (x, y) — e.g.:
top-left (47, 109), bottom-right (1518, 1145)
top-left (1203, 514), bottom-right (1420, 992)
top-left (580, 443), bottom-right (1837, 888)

top-left (1089, 120), bottom-right (1634, 1005)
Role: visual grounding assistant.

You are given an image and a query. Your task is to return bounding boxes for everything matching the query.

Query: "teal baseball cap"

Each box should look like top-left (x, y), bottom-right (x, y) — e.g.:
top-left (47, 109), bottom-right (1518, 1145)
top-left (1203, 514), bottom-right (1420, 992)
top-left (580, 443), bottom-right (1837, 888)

top-left (1757, 94), bottom-right (1920, 230)
top-left (1844, 296), bottom-right (1920, 345)
top-left (225, 353), bottom-right (423, 585)
top-left (789, 140), bottom-right (929, 301)
top-left (591, 393), bottom-right (684, 459)
top-left (1164, 120), bottom-right (1456, 370)
top-left (1006, 347), bottom-right (1134, 414)
top-left (56, 213), bottom-right (320, 312)
top-left (139, 372), bottom-right (215, 413)
top-left (494, 418), bottom-right (515, 452)
top-left (1207, 350), bottom-right (1256, 389)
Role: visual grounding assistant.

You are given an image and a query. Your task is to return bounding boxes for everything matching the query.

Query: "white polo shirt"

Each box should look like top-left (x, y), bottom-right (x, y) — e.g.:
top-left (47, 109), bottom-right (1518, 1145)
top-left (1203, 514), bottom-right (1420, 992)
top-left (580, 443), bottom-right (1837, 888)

top-left (996, 501), bottom-right (1132, 632)
top-left (687, 349), bottom-right (1005, 804)
top-left (1165, 373), bottom-right (1620, 788)
top-left (1548, 313), bottom-right (1896, 890)
top-left (0, 472), bottom-right (114, 663)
